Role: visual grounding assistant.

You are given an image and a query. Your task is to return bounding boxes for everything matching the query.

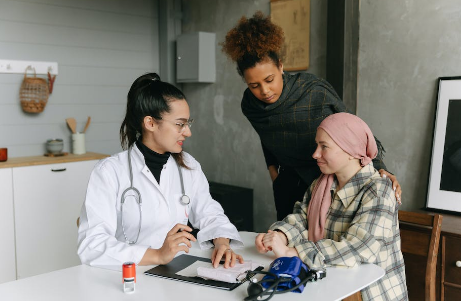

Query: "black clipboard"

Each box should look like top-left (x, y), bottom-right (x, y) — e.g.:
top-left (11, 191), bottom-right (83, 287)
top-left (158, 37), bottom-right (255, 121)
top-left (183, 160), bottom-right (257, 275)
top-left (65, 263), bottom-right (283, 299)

top-left (144, 254), bottom-right (263, 290)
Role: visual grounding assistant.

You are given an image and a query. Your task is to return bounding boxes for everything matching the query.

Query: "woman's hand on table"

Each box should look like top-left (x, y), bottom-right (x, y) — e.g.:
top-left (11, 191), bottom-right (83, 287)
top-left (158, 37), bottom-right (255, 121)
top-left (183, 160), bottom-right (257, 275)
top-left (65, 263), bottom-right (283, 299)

top-left (211, 237), bottom-right (243, 268)
top-left (255, 230), bottom-right (299, 258)
top-left (255, 233), bottom-right (270, 253)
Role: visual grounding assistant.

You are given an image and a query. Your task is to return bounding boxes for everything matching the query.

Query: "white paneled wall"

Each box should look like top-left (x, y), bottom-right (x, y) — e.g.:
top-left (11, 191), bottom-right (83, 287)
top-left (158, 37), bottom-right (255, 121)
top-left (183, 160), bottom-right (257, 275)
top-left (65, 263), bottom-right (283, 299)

top-left (0, 0), bottom-right (159, 157)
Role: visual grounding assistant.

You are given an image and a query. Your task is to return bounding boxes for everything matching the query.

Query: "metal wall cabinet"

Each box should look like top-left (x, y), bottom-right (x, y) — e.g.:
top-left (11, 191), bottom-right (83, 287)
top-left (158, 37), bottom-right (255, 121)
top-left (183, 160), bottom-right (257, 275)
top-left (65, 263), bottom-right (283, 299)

top-left (176, 32), bottom-right (216, 83)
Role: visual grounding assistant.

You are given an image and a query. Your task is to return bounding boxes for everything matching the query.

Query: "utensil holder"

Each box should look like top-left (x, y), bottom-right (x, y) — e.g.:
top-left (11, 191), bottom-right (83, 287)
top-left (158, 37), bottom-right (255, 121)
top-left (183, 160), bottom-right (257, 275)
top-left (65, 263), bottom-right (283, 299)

top-left (72, 133), bottom-right (86, 155)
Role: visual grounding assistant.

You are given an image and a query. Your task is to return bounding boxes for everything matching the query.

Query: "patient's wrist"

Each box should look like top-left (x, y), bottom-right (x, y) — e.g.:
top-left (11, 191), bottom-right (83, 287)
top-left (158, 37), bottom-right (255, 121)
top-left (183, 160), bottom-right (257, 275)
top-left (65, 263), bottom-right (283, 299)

top-left (274, 229), bottom-right (288, 245)
top-left (286, 247), bottom-right (299, 257)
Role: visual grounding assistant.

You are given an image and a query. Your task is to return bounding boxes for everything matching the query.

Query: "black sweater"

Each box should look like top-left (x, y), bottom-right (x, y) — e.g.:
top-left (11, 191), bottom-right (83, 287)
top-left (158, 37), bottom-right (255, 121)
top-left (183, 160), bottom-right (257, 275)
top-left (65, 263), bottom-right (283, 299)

top-left (136, 140), bottom-right (170, 184)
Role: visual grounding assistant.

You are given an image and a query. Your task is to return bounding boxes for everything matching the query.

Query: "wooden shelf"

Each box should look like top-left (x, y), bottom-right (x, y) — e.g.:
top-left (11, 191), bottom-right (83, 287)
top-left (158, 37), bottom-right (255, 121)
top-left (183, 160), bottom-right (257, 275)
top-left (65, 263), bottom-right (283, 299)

top-left (0, 152), bottom-right (109, 169)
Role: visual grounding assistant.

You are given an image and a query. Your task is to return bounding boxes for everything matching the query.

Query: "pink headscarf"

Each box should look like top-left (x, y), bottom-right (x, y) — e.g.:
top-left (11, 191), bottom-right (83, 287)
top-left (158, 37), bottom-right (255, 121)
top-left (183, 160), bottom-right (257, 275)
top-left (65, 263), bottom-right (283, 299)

top-left (307, 113), bottom-right (378, 242)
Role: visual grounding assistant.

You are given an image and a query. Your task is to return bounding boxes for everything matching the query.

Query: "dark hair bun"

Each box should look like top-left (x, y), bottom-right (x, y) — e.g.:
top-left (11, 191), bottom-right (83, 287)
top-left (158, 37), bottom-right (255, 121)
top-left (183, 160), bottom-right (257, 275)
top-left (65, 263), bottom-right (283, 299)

top-left (221, 11), bottom-right (284, 62)
top-left (150, 73), bottom-right (161, 81)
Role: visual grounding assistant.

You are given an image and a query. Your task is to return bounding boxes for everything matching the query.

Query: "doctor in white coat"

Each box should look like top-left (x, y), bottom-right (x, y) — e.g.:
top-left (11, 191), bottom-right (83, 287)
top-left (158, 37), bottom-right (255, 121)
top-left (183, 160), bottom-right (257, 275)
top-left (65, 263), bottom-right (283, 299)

top-left (78, 73), bottom-right (243, 268)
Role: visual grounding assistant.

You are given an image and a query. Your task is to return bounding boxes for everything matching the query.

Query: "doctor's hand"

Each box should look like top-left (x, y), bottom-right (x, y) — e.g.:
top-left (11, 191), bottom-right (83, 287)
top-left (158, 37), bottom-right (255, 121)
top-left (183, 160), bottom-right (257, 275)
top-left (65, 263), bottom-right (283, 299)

top-left (157, 224), bottom-right (197, 265)
top-left (211, 237), bottom-right (243, 269)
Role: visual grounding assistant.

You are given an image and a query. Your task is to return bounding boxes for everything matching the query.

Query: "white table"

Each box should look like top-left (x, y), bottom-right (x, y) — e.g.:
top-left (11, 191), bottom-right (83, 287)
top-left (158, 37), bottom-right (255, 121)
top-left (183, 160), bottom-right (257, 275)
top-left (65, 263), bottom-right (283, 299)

top-left (0, 232), bottom-right (384, 301)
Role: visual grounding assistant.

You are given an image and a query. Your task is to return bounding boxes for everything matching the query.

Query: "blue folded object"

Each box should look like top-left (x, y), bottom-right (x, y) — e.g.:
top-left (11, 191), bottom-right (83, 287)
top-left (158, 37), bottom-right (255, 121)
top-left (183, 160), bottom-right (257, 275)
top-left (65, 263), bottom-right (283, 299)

top-left (261, 256), bottom-right (309, 293)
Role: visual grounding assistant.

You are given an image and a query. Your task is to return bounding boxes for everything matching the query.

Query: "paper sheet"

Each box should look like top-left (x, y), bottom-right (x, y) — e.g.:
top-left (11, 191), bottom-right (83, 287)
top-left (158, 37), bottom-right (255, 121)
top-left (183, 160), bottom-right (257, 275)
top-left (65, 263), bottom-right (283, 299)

top-left (176, 260), bottom-right (263, 283)
top-left (175, 260), bottom-right (210, 277)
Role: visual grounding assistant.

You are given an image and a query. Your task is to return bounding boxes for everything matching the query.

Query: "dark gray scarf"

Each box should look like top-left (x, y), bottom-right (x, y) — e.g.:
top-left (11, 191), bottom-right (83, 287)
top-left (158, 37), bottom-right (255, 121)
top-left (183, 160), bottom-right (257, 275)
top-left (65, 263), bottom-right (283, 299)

top-left (241, 72), bottom-right (386, 185)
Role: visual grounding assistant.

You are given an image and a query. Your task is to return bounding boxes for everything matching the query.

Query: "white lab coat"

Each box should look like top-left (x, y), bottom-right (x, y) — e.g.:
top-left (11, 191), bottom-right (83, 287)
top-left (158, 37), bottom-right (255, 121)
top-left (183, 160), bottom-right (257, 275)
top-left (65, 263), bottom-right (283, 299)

top-left (77, 145), bottom-right (243, 266)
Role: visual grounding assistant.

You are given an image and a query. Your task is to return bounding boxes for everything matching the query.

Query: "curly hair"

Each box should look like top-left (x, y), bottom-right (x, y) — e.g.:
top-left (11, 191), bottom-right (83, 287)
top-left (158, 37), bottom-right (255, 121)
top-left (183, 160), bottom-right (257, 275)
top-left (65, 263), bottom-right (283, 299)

top-left (221, 11), bottom-right (285, 76)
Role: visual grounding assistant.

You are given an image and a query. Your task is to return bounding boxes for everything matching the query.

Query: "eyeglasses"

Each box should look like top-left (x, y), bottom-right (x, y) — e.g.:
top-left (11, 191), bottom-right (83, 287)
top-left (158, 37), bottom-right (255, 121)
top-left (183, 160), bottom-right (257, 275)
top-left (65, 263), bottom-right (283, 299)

top-left (161, 118), bottom-right (194, 133)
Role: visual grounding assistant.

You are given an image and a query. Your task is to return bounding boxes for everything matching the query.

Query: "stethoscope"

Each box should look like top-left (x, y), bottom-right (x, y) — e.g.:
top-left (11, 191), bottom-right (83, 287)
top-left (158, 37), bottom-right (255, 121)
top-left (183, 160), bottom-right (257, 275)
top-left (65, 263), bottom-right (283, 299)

top-left (121, 147), bottom-right (190, 245)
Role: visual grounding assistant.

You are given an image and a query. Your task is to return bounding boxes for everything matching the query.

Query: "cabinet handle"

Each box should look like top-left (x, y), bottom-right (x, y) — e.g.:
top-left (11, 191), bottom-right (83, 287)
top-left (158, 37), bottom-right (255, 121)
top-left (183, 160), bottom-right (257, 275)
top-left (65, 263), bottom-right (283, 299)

top-left (456, 261), bottom-right (461, 268)
top-left (51, 168), bottom-right (67, 172)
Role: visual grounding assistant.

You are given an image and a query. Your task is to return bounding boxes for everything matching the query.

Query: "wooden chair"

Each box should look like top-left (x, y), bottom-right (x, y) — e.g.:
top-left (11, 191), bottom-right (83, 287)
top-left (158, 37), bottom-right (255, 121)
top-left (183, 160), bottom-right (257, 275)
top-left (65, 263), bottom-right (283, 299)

top-left (343, 210), bottom-right (443, 301)
top-left (398, 210), bottom-right (443, 301)
top-left (343, 291), bottom-right (362, 301)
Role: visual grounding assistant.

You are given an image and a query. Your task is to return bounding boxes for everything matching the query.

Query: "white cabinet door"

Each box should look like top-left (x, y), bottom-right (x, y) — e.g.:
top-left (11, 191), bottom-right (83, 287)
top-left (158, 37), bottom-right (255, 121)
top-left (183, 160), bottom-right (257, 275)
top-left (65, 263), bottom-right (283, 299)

top-left (0, 168), bottom-right (16, 283)
top-left (13, 160), bottom-right (97, 279)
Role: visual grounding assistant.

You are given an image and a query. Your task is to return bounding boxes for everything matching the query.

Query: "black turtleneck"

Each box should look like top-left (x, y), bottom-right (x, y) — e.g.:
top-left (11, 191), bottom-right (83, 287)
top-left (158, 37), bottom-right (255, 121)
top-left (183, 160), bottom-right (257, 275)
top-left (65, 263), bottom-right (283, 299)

top-left (135, 140), bottom-right (170, 184)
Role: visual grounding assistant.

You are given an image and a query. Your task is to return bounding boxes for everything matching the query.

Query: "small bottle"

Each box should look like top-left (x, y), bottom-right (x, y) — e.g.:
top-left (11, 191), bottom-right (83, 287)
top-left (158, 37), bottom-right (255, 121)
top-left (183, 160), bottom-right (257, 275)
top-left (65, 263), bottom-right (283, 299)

top-left (123, 262), bottom-right (136, 293)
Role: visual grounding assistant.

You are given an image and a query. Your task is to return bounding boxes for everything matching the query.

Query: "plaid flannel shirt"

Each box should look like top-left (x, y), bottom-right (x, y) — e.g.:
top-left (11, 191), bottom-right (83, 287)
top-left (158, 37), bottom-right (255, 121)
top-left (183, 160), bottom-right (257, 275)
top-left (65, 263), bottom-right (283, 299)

top-left (270, 163), bottom-right (408, 301)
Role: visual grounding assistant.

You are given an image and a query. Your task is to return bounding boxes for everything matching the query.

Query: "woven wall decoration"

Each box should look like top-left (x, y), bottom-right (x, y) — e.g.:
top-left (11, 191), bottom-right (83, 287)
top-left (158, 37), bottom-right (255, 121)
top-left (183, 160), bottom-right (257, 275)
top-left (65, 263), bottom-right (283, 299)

top-left (19, 67), bottom-right (49, 113)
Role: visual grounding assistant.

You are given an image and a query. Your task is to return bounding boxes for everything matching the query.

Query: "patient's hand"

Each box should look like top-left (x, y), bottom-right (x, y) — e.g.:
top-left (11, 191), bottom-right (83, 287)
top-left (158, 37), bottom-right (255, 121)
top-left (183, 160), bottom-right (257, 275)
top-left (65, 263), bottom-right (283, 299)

top-left (262, 230), bottom-right (289, 256)
top-left (256, 230), bottom-right (298, 258)
top-left (255, 233), bottom-right (270, 253)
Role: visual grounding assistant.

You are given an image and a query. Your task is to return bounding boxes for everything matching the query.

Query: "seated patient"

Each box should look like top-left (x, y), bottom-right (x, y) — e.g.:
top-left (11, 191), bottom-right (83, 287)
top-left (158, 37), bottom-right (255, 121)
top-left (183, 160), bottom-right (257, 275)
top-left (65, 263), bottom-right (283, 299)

top-left (255, 113), bottom-right (408, 300)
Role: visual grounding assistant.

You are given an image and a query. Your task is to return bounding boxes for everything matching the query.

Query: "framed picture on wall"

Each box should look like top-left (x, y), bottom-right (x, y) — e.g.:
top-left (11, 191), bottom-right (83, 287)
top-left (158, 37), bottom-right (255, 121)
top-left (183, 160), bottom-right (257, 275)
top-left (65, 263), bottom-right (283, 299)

top-left (270, 0), bottom-right (310, 71)
top-left (427, 76), bottom-right (461, 213)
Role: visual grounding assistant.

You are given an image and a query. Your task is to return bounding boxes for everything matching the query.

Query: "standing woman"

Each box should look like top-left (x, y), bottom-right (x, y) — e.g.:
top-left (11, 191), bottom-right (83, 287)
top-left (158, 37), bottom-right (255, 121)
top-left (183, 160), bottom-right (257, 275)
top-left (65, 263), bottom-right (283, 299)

top-left (221, 12), bottom-right (401, 220)
top-left (78, 73), bottom-right (243, 268)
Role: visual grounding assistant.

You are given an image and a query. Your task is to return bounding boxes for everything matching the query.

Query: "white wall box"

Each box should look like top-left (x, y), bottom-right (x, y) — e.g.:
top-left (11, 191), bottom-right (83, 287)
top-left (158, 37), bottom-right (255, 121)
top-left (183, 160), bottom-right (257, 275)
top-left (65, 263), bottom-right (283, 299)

top-left (0, 153), bottom-right (107, 282)
top-left (176, 32), bottom-right (216, 83)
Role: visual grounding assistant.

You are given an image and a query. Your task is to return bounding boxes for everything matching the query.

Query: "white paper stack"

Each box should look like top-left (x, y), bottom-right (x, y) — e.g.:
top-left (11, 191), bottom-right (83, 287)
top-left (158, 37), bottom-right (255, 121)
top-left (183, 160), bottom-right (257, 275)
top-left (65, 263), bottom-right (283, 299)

top-left (197, 261), bottom-right (262, 283)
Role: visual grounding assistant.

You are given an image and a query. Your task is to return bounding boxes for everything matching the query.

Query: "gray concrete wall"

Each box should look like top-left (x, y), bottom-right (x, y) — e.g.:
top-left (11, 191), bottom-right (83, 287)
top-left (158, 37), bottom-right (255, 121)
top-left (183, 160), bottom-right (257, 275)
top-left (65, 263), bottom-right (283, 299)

top-left (181, 0), bottom-right (329, 231)
top-left (0, 0), bottom-right (159, 157)
top-left (357, 0), bottom-right (461, 212)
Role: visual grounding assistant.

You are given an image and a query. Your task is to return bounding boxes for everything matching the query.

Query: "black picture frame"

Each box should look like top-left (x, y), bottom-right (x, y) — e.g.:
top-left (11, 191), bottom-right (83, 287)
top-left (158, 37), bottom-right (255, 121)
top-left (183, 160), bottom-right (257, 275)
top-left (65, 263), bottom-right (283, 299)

top-left (426, 76), bottom-right (461, 213)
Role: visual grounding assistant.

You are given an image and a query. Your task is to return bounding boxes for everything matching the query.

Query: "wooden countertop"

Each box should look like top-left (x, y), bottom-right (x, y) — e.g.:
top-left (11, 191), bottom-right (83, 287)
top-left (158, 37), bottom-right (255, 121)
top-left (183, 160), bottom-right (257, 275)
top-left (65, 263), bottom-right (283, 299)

top-left (0, 152), bottom-right (109, 168)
